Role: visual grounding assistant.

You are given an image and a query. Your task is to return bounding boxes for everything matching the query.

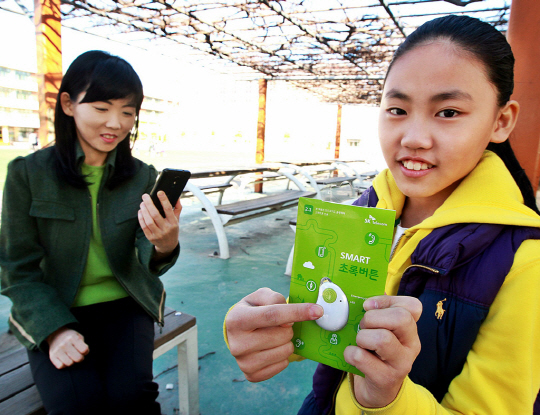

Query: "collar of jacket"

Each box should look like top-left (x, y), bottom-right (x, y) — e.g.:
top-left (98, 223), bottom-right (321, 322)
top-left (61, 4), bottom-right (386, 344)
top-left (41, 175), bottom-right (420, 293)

top-left (373, 150), bottom-right (540, 229)
top-left (74, 140), bottom-right (118, 177)
top-left (371, 150), bottom-right (540, 295)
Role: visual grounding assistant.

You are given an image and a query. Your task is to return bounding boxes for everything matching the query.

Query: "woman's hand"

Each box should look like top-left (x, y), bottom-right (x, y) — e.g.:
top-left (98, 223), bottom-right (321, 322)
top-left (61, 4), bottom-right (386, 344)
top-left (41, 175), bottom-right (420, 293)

top-left (138, 191), bottom-right (181, 258)
top-left (226, 288), bottom-right (323, 382)
top-left (47, 327), bottom-right (89, 369)
top-left (344, 295), bottom-right (422, 408)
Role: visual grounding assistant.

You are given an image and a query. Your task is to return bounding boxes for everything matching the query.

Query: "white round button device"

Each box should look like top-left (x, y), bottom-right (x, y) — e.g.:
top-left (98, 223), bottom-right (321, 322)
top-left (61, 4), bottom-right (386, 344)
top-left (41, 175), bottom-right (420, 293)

top-left (315, 277), bottom-right (349, 332)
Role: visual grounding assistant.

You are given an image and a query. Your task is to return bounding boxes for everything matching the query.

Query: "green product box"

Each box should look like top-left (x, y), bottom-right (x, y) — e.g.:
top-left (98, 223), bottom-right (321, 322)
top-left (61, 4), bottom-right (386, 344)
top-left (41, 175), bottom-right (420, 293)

top-left (289, 197), bottom-right (396, 376)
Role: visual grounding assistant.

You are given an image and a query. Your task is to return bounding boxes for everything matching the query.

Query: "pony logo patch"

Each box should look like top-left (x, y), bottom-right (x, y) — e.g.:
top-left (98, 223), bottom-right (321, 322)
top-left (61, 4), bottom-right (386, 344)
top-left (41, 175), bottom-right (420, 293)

top-left (435, 298), bottom-right (447, 320)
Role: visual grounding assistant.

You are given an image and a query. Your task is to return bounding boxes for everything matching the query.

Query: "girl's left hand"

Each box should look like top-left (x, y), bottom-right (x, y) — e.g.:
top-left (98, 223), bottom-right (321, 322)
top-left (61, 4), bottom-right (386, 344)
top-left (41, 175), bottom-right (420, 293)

top-left (344, 295), bottom-right (422, 408)
top-left (138, 191), bottom-right (181, 257)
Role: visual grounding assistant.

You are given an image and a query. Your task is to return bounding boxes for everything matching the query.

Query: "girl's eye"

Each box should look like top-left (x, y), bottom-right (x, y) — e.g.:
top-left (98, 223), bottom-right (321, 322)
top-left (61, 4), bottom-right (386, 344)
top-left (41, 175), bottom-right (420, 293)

top-left (437, 109), bottom-right (459, 118)
top-left (94, 107), bottom-right (107, 112)
top-left (123, 112), bottom-right (134, 117)
top-left (388, 108), bottom-right (407, 116)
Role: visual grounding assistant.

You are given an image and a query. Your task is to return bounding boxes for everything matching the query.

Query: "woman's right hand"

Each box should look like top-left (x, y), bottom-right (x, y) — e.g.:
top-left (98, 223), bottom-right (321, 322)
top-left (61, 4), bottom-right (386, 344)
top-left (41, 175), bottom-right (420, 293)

top-left (226, 287), bottom-right (323, 382)
top-left (47, 327), bottom-right (90, 369)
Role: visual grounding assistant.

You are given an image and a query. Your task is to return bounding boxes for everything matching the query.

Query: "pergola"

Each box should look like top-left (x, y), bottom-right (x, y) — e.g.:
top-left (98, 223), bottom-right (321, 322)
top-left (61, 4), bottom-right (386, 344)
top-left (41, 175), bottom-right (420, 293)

top-left (58, 0), bottom-right (511, 105)
top-left (11, 0), bottom-right (540, 189)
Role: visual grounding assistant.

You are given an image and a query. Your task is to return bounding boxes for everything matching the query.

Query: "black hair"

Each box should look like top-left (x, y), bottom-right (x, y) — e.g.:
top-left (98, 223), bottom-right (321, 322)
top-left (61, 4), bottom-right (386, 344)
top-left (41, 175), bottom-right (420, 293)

top-left (386, 15), bottom-right (539, 214)
top-left (53, 50), bottom-right (144, 189)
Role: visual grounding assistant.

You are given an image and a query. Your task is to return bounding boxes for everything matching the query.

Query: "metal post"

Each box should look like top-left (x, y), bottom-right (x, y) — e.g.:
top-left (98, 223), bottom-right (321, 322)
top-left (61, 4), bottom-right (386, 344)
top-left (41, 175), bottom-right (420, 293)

top-left (34, 0), bottom-right (62, 148)
top-left (507, 0), bottom-right (540, 192)
top-left (255, 79), bottom-right (267, 193)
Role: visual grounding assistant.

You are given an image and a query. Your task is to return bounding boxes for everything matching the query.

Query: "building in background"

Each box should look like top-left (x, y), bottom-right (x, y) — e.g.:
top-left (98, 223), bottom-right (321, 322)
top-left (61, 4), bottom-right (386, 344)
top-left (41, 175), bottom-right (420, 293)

top-left (0, 66), bottom-right (38, 144)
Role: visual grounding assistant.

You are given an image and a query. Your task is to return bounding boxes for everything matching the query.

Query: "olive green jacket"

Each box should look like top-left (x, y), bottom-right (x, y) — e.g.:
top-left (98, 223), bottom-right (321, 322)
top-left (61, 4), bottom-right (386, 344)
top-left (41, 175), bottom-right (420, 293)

top-left (0, 145), bottom-right (179, 351)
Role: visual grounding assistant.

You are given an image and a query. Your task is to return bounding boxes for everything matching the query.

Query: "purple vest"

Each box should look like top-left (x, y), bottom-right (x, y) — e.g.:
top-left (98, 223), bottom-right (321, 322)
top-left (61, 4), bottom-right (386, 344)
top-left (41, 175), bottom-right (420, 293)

top-left (298, 187), bottom-right (540, 414)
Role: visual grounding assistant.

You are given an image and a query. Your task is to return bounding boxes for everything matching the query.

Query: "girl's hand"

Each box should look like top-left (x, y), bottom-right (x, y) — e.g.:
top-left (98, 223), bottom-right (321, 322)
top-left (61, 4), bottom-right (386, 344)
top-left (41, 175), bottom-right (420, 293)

top-left (47, 327), bottom-right (89, 369)
top-left (344, 295), bottom-right (422, 408)
top-left (226, 288), bottom-right (323, 382)
top-left (138, 191), bottom-right (181, 258)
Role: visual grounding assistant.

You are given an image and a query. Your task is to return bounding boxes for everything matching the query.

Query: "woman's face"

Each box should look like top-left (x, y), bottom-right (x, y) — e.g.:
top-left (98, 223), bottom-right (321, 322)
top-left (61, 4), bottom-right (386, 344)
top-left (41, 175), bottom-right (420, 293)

top-left (61, 92), bottom-right (137, 166)
top-left (378, 40), bottom-right (504, 207)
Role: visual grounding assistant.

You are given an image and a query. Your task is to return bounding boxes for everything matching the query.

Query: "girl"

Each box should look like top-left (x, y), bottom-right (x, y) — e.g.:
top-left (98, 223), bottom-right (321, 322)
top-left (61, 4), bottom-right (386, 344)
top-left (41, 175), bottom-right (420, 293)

top-left (224, 15), bottom-right (540, 414)
top-left (0, 51), bottom-right (181, 414)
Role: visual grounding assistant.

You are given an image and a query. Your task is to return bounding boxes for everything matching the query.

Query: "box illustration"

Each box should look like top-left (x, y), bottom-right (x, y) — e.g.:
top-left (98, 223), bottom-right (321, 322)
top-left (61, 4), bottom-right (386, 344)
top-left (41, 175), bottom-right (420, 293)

top-left (289, 198), bottom-right (396, 376)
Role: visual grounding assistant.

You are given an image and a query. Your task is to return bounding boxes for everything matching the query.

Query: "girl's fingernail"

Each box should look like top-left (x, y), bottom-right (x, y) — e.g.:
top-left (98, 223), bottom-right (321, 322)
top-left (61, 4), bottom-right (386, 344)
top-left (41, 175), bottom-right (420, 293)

top-left (364, 299), bottom-right (376, 310)
top-left (309, 304), bottom-right (323, 319)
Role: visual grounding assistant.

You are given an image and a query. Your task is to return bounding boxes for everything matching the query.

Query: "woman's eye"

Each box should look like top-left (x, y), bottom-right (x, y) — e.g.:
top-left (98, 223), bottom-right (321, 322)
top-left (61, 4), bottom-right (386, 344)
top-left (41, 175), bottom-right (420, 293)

top-left (388, 108), bottom-right (406, 115)
top-left (437, 109), bottom-right (459, 118)
top-left (94, 107), bottom-right (107, 112)
top-left (123, 112), bottom-right (134, 117)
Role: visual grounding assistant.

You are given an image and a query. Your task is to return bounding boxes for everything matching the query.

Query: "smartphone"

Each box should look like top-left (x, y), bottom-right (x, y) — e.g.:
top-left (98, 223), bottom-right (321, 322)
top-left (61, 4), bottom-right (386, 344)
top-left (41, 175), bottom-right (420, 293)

top-left (150, 168), bottom-right (191, 217)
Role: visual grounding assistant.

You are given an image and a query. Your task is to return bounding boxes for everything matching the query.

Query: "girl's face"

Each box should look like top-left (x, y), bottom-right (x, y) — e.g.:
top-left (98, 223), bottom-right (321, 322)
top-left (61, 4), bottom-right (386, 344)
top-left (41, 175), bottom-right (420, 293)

top-left (61, 92), bottom-right (137, 166)
top-left (378, 40), bottom-right (507, 207)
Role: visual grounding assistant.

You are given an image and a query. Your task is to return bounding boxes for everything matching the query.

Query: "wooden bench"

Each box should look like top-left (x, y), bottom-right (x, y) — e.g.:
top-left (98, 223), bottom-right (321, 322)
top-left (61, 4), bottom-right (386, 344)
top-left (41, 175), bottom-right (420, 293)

top-left (185, 182), bottom-right (233, 194)
top-left (184, 167), bottom-right (314, 259)
top-left (0, 308), bottom-right (198, 415)
top-left (272, 162), bottom-right (355, 199)
top-left (210, 190), bottom-right (316, 226)
top-left (237, 170), bottom-right (300, 193)
top-left (315, 175), bottom-right (357, 193)
top-left (182, 182), bottom-right (233, 205)
top-left (353, 170), bottom-right (378, 194)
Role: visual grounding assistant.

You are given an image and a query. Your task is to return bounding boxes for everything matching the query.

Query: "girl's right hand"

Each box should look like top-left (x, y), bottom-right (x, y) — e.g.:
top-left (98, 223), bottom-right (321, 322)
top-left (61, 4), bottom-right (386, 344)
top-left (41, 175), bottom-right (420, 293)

top-left (226, 287), bottom-right (323, 382)
top-left (47, 327), bottom-right (90, 369)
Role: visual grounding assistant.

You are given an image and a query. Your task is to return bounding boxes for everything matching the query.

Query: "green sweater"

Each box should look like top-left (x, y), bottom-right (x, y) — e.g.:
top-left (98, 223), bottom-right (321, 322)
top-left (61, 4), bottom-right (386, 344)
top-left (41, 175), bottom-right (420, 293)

top-left (0, 145), bottom-right (179, 351)
top-left (72, 163), bottom-right (129, 307)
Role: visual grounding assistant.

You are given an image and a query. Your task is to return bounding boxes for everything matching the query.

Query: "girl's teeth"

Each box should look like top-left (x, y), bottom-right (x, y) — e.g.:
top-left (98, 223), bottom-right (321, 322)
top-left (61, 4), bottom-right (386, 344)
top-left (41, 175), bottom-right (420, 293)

top-left (403, 161), bottom-right (432, 170)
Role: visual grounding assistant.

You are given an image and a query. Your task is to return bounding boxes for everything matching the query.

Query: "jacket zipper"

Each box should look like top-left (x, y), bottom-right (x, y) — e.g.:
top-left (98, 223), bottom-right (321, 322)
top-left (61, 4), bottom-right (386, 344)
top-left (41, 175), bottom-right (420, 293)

top-left (390, 227), bottom-right (445, 276)
top-left (328, 371), bottom-right (347, 415)
top-left (71, 192), bottom-right (93, 305)
top-left (97, 185), bottom-right (165, 326)
top-left (389, 232), bottom-right (406, 262)
top-left (403, 264), bottom-right (442, 274)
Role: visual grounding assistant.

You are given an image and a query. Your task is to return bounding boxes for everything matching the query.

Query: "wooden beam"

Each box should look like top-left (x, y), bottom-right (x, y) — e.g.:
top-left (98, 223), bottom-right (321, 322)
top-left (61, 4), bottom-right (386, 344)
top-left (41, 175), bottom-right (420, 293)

top-left (507, 0), bottom-right (540, 192)
top-left (34, 0), bottom-right (62, 148)
top-left (255, 79), bottom-right (267, 193)
top-left (334, 103), bottom-right (342, 160)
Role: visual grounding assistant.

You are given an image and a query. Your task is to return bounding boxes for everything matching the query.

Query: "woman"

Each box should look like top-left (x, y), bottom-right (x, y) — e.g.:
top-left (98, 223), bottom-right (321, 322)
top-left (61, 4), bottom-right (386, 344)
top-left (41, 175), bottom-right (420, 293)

top-left (0, 50), bottom-right (181, 414)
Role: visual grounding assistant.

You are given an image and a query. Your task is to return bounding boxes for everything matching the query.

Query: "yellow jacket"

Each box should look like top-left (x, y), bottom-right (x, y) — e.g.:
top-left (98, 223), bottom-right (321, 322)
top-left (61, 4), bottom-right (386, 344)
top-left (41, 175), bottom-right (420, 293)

top-left (337, 151), bottom-right (540, 414)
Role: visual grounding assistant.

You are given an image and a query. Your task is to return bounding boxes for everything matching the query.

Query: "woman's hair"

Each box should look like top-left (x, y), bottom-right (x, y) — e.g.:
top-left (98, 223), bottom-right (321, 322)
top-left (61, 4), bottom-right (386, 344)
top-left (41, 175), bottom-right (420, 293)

top-left (54, 50), bottom-right (144, 189)
top-left (386, 15), bottom-right (539, 214)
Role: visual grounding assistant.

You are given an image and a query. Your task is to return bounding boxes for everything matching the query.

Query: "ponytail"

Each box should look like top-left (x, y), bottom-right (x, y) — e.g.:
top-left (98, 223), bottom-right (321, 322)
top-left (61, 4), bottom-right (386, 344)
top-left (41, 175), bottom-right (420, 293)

top-left (487, 141), bottom-right (540, 214)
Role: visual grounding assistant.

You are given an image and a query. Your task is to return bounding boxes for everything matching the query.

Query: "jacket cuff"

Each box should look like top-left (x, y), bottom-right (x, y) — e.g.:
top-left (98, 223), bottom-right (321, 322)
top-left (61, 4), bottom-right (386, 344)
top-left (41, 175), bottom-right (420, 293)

top-left (138, 241), bottom-right (180, 276)
top-left (9, 310), bottom-right (78, 353)
top-left (150, 244), bottom-right (181, 275)
top-left (223, 303), bottom-right (236, 349)
top-left (347, 373), bottom-right (409, 414)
